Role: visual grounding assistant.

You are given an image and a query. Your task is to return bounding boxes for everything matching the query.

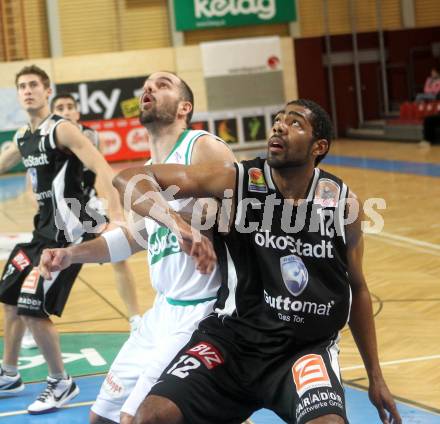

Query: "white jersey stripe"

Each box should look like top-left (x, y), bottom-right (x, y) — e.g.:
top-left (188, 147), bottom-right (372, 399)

top-left (306, 168), bottom-right (320, 201)
top-left (52, 162), bottom-right (84, 242)
top-left (214, 244), bottom-right (238, 317)
top-left (234, 163), bottom-right (245, 227)
top-left (326, 336), bottom-right (343, 384)
top-left (338, 183), bottom-right (348, 244)
top-left (48, 119), bottom-right (65, 150)
top-left (264, 160), bottom-right (275, 190)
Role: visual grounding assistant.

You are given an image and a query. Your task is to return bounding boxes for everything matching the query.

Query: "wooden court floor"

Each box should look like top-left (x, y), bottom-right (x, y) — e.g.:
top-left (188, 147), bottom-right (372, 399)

top-left (1, 139), bottom-right (439, 414)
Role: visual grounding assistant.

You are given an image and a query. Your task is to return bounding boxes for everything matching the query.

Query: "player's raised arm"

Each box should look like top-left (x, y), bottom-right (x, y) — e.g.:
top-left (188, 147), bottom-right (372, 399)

top-left (0, 140), bottom-right (21, 175)
top-left (55, 121), bottom-right (124, 223)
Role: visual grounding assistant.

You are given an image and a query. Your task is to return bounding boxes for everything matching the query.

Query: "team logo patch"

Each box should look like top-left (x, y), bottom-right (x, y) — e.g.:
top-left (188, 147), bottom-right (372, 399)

top-left (280, 254), bottom-right (309, 296)
top-left (292, 354), bottom-right (331, 397)
top-left (103, 372), bottom-right (125, 398)
top-left (314, 178), bottom-right (340, 207)
top-left (12, 250), bottom-right (31, 271)
top-left (20, 267), bottom-right (40, 295)
top-left (248, 167), bottom-right (268, 193)
top-left (186, 342), bottom-right (224, 370)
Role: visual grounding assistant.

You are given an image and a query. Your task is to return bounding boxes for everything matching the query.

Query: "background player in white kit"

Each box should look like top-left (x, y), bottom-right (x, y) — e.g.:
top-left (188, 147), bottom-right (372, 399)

top-left (39, 71), bottom-right (236, 423)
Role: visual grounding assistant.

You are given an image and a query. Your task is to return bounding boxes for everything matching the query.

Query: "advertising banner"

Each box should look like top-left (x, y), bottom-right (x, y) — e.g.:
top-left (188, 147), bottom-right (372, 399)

top-left (56, 76), bottom-right (145, 121)
top-left (82, 118), bottom-right (150, 163)
top-left (174, 0), bottom-right (296, 31)
top-left (201, 36), bottom-right (282, 77)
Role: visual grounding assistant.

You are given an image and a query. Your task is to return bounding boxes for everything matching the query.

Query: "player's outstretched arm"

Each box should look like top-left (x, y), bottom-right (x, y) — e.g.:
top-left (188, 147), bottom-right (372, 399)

top-left (39, 226), bottom-right (143, 279)
top-left (0, 140), bottom-right (21, 174)
top-left (55, 121), bottom-right (124, 223)
top-left (345, 192), bottom-right (401, 424)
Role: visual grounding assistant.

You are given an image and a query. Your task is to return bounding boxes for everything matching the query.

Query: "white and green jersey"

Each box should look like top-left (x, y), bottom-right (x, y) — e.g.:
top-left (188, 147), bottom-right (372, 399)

top-left (145, 129), bottom-right (224, 305)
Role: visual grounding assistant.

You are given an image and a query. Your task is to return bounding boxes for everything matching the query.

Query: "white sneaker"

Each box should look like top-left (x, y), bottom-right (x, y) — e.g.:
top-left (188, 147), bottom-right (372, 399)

top-left (0, 368), bottom-right (25, 393)
top-left (21, 329), bottom-right (38, 349)
top-left (129, 314), bottom-right (141, 333)
top-left (27, 376), bottom-right (80, 414)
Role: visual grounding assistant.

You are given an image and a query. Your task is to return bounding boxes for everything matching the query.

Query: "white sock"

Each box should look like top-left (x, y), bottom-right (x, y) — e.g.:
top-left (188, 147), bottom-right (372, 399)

top-left (49, 371), bottom-right (68, 380)
top-left (1, 364), bottom-right (18, 376)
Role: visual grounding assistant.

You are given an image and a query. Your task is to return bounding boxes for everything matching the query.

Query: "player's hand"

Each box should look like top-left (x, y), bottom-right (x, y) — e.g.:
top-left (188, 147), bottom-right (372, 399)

top-left (39, 248), bottom-right (73, 280)
top-left (176, 221), bottom-right (217, 274)
top-left (368, 377), bottom-right (402, 424)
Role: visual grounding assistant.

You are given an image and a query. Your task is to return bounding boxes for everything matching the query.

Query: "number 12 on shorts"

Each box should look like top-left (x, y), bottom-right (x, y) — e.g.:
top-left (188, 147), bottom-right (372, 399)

top-left (167, 355), bottom-right (201, 379)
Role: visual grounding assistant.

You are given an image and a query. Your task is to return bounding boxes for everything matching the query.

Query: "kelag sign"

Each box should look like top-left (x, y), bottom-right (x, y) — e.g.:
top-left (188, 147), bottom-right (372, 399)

top-left (56, 76), bottom-right (145, 121)
top-left (174, 0), bottom-right (296, 31)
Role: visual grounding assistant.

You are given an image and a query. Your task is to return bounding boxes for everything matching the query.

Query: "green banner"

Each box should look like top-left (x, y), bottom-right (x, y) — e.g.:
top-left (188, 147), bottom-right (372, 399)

top-left (174, 0), bottom-right (296, 31)
top-left (0, 129), bottom-right (25, 173)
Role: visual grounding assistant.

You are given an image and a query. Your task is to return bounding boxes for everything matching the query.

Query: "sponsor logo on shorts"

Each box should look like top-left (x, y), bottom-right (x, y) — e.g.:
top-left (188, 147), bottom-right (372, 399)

top-left (17, 296), bottom-right (42, 310)
top-left (296, 389), bottom-right (344, 422)
top-left (103, 371), bottom-right (125, 398)
top-left (20, 267), bottom-right (40, 295)
top-left (186, 342), bottom-right (224, 370)
top-left (248, 167), bottom-right (268, 193)
top-left (12, 250), bottom-right (31, 271)
top-left (292, 354), bottom-right (331, 397)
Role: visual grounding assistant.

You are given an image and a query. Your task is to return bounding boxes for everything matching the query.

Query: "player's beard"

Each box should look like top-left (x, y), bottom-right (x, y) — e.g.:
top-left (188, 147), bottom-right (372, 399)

top-left (140, 100), bottom-right (179, 126)
top-left (267, 143), bottom-right (313, 169)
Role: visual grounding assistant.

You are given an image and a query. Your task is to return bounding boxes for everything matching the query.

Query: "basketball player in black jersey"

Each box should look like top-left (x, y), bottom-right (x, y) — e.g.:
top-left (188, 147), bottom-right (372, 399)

top-left (50, 93), bottom-right (141, 330)
top-left (113, 99), bottom-right (401, 424)
top-left (0, 65), bottom-right (123, 414)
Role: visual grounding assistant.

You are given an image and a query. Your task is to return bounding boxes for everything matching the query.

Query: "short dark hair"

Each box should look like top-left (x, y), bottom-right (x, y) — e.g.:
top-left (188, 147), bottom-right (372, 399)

top-left (178, 77), bottom-right (194, 125)
top-left (286, 99), bottom-right (333, 165)
top-left (15, 65), bottom-right (50, 89)
top-left (50, 92), bottom-right (77, 112)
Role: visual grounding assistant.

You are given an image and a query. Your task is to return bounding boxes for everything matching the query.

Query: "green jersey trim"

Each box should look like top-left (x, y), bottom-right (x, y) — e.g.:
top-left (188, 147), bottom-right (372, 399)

top-left (166, 296), bottom-right (216, 306)
top-left (163, 129), bottom-right (190, 163)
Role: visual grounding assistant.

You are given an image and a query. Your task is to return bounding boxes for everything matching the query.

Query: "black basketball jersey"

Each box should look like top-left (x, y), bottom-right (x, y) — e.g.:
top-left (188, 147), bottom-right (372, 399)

top-left (79, 124), bottom-right (99, 199)
top-left (209, 157), bottom-right (351, 351)
top-left (15, 114), bottom-right (87, 243)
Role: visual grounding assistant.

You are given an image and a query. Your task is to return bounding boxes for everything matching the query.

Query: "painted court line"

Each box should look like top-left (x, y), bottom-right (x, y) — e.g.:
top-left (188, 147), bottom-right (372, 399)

top-left (342, 354), bottom-right (440, 371)
top-left (0, 400), bottom-right (95, 417)
top-left (378, 231), bottom-right (440, 251)
top-left (368, 234), bottom-right (440, 257)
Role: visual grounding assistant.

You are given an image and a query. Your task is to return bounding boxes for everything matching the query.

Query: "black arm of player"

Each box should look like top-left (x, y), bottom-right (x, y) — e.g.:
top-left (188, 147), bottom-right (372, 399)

top-left (345, 192), bottom-right (401, 424)
top-left (113, 161), bottom-right (236, 273)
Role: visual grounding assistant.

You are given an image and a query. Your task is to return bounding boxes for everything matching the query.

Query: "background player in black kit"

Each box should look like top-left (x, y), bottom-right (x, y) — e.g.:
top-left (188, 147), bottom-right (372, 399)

top-left (113, 99), bottom-right (402, 424)
top-left (0, 65), bottom-right (123, 414)
top-left (50, 93), bottom-right (141, 331)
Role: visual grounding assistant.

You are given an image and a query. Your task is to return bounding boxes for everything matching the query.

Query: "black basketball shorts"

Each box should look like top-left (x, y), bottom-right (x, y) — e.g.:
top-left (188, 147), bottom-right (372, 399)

top-left (0, 235), bottom-right (84, 318)
top-left (149, 326), bottom-right (348, 424)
